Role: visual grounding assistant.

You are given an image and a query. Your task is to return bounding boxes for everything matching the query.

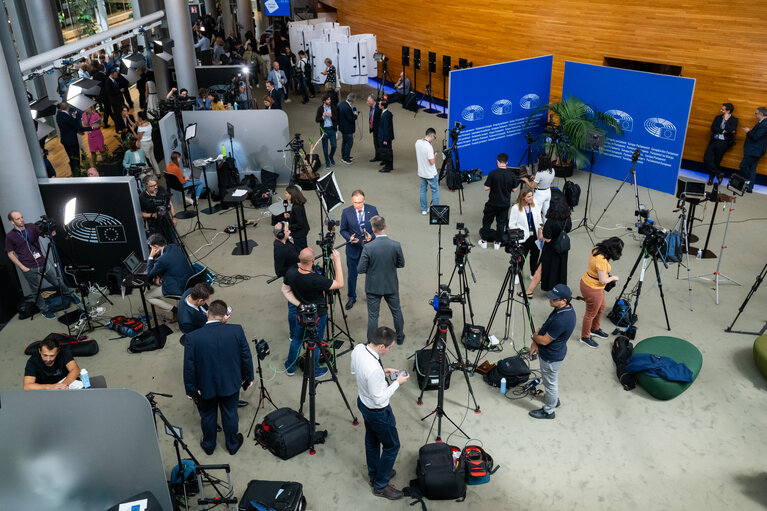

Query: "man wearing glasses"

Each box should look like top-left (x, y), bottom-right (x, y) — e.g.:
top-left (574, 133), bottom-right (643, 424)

top-left (340, 190), bottom-right (379, 310)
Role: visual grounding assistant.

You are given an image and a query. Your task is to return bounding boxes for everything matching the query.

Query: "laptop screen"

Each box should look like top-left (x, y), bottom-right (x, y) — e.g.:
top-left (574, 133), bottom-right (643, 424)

top-left (685, 181), bottom-right (706, 197)
top-left (123, 252), bottom-right (140, 272)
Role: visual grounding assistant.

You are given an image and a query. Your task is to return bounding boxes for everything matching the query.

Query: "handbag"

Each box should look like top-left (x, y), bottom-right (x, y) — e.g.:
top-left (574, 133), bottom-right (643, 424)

top-left (551, 229), bottom-right (570, 254)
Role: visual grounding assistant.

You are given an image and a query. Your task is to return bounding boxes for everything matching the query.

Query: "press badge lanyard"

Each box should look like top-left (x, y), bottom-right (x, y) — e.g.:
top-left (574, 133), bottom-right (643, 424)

top-left (16, 228), bottom-right (41, 260)
top-left (365, 345), bottom-right (385, 374)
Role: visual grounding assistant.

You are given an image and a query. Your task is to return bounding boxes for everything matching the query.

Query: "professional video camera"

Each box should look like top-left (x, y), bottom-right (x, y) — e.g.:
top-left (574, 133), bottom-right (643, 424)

top-left (35, 216), bottom-right (57, 236)
top-left (253, 339), bottom-right (270, 360)
top-left (297, 303), bottom-right (318, 326)
top-left (543, 115), bottom-right (565, 140)
top-left (166, 94), bottom-right (195, 111)
top-left (497, 228), bottom-right (525, 256)
top-left (289, 133), bottom-right (304, 152)
top-left (317, 230), bottom-right (336, 250)
top-left (453, 222), bottom-right (472, 262)
top-left (430, 284), bottom-right (463, 318)
top-left (637, 218), bottom-right (668, 256)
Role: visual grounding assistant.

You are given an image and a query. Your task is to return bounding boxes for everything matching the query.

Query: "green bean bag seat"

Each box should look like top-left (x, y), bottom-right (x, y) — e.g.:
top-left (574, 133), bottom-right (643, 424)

top-left (753, 334), bottom-right (767, 380)
top-left (631, 336), bottom-right (702, 400)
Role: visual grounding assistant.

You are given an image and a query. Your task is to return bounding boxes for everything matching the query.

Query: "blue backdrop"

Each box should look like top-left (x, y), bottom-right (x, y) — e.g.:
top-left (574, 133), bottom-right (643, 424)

top-left (264, 0), bottom-right (290, 16)
top-left (561, 62), bottom-right (696, 195)
top-left (447, 56), bottom-right (553, 174)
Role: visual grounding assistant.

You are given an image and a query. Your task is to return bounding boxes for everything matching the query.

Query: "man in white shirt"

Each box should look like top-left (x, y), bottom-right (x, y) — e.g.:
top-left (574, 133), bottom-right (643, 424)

top-left (194, 33), bottom-right (211, 52)
top-left (415, 128), bottom-right (439, 215)
top-left (350, 326), bottom-right (410, 500)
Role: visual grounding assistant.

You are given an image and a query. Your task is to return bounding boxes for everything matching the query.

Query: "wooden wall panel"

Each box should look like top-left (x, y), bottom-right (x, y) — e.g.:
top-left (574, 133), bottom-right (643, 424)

top-left (322, 0), bottom-right (767, 175)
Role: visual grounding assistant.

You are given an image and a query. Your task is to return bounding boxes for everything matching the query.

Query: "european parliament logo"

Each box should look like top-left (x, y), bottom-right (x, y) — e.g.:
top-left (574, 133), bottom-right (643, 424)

top-left (519, 94), bottom-right (540, 110)
top-left (605, 109), bottom-right (634, 132)
top-left (644, 117), bottom-right (677, 141)
top-left (491, 99), bottom-right (513, 115)
top-left (66, 213), bottom-right (127, 244)
top-left (461, 105), bottom-right (484, 122)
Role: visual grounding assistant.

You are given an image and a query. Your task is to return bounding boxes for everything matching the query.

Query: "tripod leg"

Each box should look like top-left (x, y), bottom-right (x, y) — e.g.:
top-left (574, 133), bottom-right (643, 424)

top-left (318, 343), bottom-right (359, 425)
top-left (448, 322), bottom-right (480, 413)
top-left (726, 263), bottom-right (767, 332)
top-left (616, 250), bottom-right (644, 300)
top-left (651, 257), bottom-right (671, 331)
top-left (484, 267), bottom-right (513, 337)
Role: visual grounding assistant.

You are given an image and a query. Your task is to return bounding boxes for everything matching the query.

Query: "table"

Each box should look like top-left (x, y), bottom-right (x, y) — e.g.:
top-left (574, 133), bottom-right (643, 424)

top-left (224, 186), bottom-right (258, 256)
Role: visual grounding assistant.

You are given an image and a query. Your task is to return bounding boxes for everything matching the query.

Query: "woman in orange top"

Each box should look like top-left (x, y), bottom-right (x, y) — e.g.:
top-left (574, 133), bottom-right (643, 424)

top-left (165, 151), bottom-right (204, 203)
top-left (579, 237), bottom-right (623, 348)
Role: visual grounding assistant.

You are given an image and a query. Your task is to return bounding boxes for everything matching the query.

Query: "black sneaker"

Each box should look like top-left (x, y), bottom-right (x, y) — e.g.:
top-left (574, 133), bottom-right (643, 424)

top-left (529, 408), bottom-right (555, 420)
top-left (580, 336), bottom-right (599, 348)
top-left (590, 328), bottom-right (609, 338)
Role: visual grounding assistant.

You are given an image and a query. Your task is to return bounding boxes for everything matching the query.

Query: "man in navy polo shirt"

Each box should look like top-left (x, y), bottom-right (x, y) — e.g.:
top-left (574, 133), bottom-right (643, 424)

top-left (529, 283), bottom-right (576, 420)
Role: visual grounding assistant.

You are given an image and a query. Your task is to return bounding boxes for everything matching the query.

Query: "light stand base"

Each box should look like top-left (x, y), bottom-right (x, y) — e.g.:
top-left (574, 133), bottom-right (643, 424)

top-left (58, 310), bottom-right (83, 326)
top-left (201, 204), bottom-right (222, 215)
top-left (174, 211), bottom-right (196, 220)
top-left (436, 112), bottom-right (447, 118)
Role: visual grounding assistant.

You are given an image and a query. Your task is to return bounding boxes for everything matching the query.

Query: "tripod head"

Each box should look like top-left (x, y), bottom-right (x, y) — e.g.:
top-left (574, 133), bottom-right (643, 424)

top-left (430, 284), bottom-right (462, 322)
top-left (297, 303), bottom-right (322, 345)
top-left (145, 391), bottom-right (173, 410)
top-left (637, 219), bottom-right (669, 269)
top-left (453, 223), bottom-right (473, 266)
top-left (34, 215), bottom-right (57, 237)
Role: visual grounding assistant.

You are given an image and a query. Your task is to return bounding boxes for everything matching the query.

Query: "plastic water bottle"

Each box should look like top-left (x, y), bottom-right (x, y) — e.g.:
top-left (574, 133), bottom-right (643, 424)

top-left (500, 377), bottom-right (507, 394)
top-left (234, 102), bottom-right (239, 110)
top-left (80, 368), bottom-right (90, 389)
top-left (696, 249), bottom-right (702, 260)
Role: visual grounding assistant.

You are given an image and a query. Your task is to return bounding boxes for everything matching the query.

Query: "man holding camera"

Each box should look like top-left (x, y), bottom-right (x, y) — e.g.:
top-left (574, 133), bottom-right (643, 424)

top-left (358, 216), bottom-right (405, 345)
top-left (140, 177), bottom-right (177, 238)
top-left (282, 247), bottom-right (344, 377)
top-left (478, 153), bottom-right (518, 249)
top-left (351, 326), bottom-right (410, 500)
top-left (5, 211), bottom-right (77, 319)
top-left (184, 300), bottom-right (253, 455)
top-left (340, 190), bottom-right (378, 310)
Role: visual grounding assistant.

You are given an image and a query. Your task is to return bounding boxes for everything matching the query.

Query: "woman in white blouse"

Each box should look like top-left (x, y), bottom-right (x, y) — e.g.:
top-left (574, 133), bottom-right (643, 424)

top-left (508, 185), bottom-right (543, 297)
top-left (136, 111), bottom-right (160, 177)
top-left (523, 154), bottom-right (556, 221)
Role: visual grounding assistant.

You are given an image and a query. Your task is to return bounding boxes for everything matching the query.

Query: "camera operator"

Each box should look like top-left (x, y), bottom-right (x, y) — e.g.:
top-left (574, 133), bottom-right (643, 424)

top-left (478, 153), bottom-right (518, 249)
top-left (273, 221), bottom-right (300, 340)
top-left (5, 211), bottom-right (77, 319)
top-left (140, 176), bottom-right (177, 236)
top-left (508, 185), bottom-right (543, 289)
top-left (578, 237), bottom-right (623, 348)
top-left (281, 247), bottom-right (344, 377)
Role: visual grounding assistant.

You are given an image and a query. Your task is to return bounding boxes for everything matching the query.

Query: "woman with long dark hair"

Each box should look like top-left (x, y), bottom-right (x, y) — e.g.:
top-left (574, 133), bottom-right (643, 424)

top-left (525, 193), bottom-right (572, 296)
top-left (284, 185), bottom-right (310, 250)
top-left (579, 236), bottom-right (623, 348)
top-left (508, 185), bottom-right (543, 297)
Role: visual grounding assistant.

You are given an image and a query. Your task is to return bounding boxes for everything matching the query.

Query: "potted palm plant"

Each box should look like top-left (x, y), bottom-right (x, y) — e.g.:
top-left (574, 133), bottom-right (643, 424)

top-left (526, 96), bottom-right (623, 173)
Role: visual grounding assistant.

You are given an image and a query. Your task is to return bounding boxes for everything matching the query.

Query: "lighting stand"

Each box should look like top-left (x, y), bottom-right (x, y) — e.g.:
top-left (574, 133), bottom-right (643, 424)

top-left (571, 149), bottom-right (596, 245)
top-left (246, 346), bottom-right (277, 439)
top-left (693, 194), bottom-right (741, 304)
top-left (182, 123), bottom-right (214, 239)
top-left (725, 262), bottom-right (767, 336)
top-left (592, 149), bottom-right (641, 232)
top-left (424, 81), bottom-right (438, 114)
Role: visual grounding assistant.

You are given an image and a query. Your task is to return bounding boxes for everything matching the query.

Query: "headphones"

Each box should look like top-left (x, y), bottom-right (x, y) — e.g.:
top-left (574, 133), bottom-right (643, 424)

top-left (276, 221), bottom-right (286, 239)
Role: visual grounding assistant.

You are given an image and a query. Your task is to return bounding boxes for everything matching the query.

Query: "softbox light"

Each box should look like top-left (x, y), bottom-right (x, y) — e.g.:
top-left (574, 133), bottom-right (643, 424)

top-left (36, 119), bottom-right (55, 140)
top-left (316, 171), bottom-right (344, 212)
top-left (122, 52), bottom-right (146, 70)
top-left (67, 78), bottom-right (101, 99)
top-left (67, 94), bottom-right (95, 111)
top-left (29, 97), bottom-right (56, 119)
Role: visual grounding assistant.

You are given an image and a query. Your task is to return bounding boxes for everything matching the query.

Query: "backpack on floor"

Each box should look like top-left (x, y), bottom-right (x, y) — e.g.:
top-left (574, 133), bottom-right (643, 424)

top-left (564, 180), bottom-right (581, 208)
top-left (607, 298), bottom-right (637, 327)
top-left (254, 407), bottom-right (326, 460)
top-left (611, 335), bottom-right (636, 390)
top-left (412, 442), bottom-right (466, 501)
top-left (461, 440), bottom-right (499, 485)
top-left (239, 479), bottom-right (306, 511)
top-left (483, 356), bottom-right (530, 388)
top-left (107, 315), bottom-right (144, 337)
top-left (24, 333), bottom-right (99, 357)
top-left (128, 328), bottom-right (167, 353)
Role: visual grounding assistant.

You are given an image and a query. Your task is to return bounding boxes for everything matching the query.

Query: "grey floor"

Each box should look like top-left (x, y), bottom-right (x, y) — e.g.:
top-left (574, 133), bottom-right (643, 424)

top-left (2, 85), bottom-right (767, 510)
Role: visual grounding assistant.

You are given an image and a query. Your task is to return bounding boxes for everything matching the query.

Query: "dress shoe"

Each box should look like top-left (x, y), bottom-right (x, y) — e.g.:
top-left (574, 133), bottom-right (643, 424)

top-left (345, 298), bottom-right (355, 310)
top-left (200, 440), bottom-right (214, 455)
top-left (228, 433), bottom-right (244, 455)
top-left (237, 400), bottom-right (249, 408)
top-left (372, 484), bottom-right (404, 500)
top-left (168, 312), bottom-right (178, 324)
top-left (368, 469), bottom-right (397, 487)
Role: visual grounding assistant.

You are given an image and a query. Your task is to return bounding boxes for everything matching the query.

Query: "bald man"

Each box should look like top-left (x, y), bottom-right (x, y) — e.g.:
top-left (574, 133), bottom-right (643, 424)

top-left (281, 247), bottom-right (344, 377)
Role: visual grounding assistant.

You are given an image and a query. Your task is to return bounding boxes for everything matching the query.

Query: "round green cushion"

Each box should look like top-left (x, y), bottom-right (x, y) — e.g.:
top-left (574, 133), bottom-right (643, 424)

top-left (753, 334), bottom-right (767, 380)
top-left (632, 336), bottom-right (702, 400)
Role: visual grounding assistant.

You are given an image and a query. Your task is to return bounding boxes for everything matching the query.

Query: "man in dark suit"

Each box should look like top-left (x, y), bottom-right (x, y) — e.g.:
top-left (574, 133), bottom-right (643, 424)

top-left (358, 216), bottom-right (405, 344)
top-left (116, 70), bottom-right (134, 109)
top-left (703, 102), bottom-right (738, 185)
top-left (316, 93), bottom-right (339, 169)
top-left (91, 63), bottom-right (110, 128)
top-left (340, 190), bottom-right (379, 310)
top-left (739, 106), bottom-right (767, 192)
top-left (55, 102), bottom-right (86, 175)
top-left (146, 233), bottom-right (194, 322)
top-left (338, 92), bottom-right (359, 164)
top-left (105, 69), bottom-right (125, 127)
top-left (184, 300), bottom-right (254, 455)
top-left (266, 80), bottom-right (282, 109)
top-left (178, 282), bottom-right (214, 335)
top-left (377, 99), bottom-right (395, 172)
top-left (367, 95), bottom-right (382, 162)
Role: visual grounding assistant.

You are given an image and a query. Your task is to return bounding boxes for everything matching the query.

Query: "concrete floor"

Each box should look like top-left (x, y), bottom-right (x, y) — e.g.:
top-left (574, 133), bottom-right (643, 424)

top-left (2, 85), bottom-right (767, 510)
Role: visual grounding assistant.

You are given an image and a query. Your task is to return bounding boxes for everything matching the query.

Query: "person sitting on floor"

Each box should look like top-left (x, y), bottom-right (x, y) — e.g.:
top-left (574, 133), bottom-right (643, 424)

top-left (23, 334), bottom-right (80, 390)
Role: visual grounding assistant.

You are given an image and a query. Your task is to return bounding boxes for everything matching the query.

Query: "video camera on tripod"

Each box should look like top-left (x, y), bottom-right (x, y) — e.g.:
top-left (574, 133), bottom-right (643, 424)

top-left (297, 303), bottom-right (319, 327)
top-left (453, 222), bottom-right (472, 262)
top-left (636, 218), bottom-right (669, 265)
top-left (497, 228), bottom-right (526, 257)
top-left (289, 133), bottom-right (304, 154)
top-left (34, 215), bottom-right (57, 236)
top-left (543, 116), bottom-right (565, 141)
top-left (430, 284), bottom-right (463, 318)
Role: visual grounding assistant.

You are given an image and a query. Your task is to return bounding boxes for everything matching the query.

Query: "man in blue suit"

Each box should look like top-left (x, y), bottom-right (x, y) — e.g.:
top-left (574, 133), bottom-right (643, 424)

top-left (178, 282), bottom-right (214, 335)
top-left (739, 106), bottom-right (767, 192)
top-left (146, 233), bottom-right (194, 323)
top-left (184, 300), bottom-right (254, 455)
top-left (340, 190), bottom-right (379, 310)
top-left (55, 102), bottom-right (88, 176)
top-left (377, 99), bottom-right (395, 172)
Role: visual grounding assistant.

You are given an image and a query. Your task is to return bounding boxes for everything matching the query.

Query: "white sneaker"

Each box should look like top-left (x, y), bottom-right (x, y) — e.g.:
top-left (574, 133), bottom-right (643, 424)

top-left (185, 196), bottom-right (193, 206)
top-left (285, 98), bottom-right (292, 103)
top-left (494, 242), bottom-right (501, 250)
top-left (422, 210), bottom-right (428, 215)
top-left (478, 240), bottom-right (488, 249)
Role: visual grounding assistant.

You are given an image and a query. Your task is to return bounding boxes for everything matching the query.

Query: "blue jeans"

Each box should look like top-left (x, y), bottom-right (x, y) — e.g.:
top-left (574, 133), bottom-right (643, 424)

top-left (184, 175), bottom-right (206, 197)
top-left (357, 398), bottom-right (400, 490)
top-left (540, 358), bottom-right (564, 414)
top-left (419, 175), bottom-right (439, 212)
top-left (341, 132), bottom-right (354, 161)
top-left (288, 303), bottom-right (298, 339)
top-left (321, 127), bottom-right (337, 166)
top-left (285, 312), bottom-right (327, 372)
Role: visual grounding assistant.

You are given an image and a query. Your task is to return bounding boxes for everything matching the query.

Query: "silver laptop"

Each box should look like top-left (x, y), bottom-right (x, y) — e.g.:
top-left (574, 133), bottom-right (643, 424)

top-left (683, 181), bottom-right (707, 199)
top-left (123, 251), bottom-right (148, 275)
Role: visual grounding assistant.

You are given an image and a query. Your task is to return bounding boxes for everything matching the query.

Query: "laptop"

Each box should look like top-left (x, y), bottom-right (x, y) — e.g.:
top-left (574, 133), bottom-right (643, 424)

top-left (683, 181), bottom-right (707, 200)
top-left (123, 251), bottom-right (148, 275)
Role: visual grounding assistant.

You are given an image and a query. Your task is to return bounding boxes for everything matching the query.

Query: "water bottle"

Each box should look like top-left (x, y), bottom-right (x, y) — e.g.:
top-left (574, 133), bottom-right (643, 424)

top-left (80, 368), bottom-right (90, 389)
top-left (696, 249), bottom-right (702, 259)
top-left (234, 102), bottom-right (239, 110)
top-left (500, 377), bottom-right (507, 394)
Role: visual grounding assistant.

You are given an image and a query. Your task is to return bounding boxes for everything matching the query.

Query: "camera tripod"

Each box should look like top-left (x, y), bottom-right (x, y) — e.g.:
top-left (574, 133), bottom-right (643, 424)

top-left (725, 262), bottom-right (767, 336)
top-left (417, 307), bottom-right (480, 442)
top-left (297, 312), bottom-right (359, 454)
top-left (669, 200), bottom-right (694, 310)
top-left (517, 132), bottom-right (535, 169)
top-left (316, 235), bottom-right (357, 356)
top-left (571, 150), bottom-right (597, 245)
top-left (246, 341), bottom-right (278, 439)
top-left (439, 124), bottom-right (466, 214)
top-left (693, 193), bottom-right (740, 304)
top-left (593, 149), bottom-right (642, 231)
top-left (613, 244), bottom-right (671, 338)
top-left (481, 249), bottom-right (537, 368)
top-left (146, 392), bottom-right (237, 511)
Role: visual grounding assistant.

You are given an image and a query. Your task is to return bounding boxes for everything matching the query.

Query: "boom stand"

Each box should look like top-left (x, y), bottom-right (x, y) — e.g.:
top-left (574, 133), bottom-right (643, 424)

top-left (417, 308), bottom-right (480, 441)
top-left (593, 149), bottom-right (642, 231)
top-left (571, 150), bottom-right (596, 245)
top-left (246, 349), bottom-right (278, 439)
top-left (145, 392), bottom-right (237, 511)
top-left (725, 262), bottom-right (767, 336)
top-left (297, 312), bottom-right (359, 454)
top-left (614, 245), bottom-right (671, 338)
top-left (693, 194), bottom-right (740, 304)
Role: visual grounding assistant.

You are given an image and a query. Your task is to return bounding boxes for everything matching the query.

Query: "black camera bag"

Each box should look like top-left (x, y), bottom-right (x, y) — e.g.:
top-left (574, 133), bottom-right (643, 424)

top-left (484, 356), bottom-right (530, 388)
top-left (255, 407), bottom-right (326, 460)
top-left (414, 349), bottom-right (451, 390)
top-left (239, 479), bottom-right (306, 511)
top-left (607, 298), bottom-right (637, 327)
top-left (611, 335), bottom-right (636, 390)
top-left (412, 442), bottom-right (466, 501)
